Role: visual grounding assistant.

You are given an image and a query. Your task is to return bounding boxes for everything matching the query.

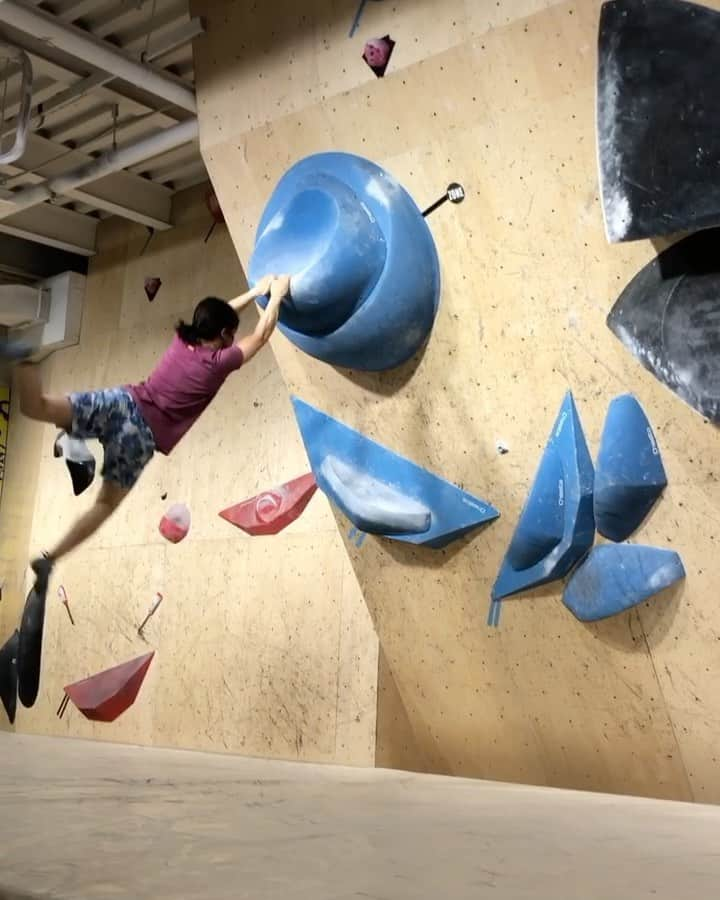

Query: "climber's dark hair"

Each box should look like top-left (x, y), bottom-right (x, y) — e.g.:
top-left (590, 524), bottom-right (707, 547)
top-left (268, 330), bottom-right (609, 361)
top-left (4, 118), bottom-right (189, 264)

top-left (176, 296), bottom-right (239, 346)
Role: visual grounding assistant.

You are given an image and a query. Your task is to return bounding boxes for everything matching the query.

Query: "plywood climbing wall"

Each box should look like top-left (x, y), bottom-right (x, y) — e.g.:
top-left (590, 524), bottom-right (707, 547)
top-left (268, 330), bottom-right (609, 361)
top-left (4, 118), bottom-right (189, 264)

top-left (0, 185), bottom-right (378, 765)
top-left (194, 0), bottom-right (720, 801)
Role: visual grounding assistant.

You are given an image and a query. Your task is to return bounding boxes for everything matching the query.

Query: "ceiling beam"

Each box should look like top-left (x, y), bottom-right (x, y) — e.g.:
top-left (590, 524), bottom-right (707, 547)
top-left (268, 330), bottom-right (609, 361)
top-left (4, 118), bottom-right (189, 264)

top-left (0, 230), bottom-right (88, 279)
top-left (1, 131), bottom-right (174, 228)
top-left (108, 2), bottom-right (189, 48)
top-left (25, 14), bottom-right (203, 128)
top-left (142, 156), bottom-right (206, 186)
top-left (60, 109), bottom-right (179, 155)
top-left (0, 200), bottom-right (96, 255)
top-left (1, 11), bottom-right (200, 130)
top-left (31, 71), bottom-right (111, 125)
top-left (13, 49), bottom-right (186, 130)
top-left (15, 19), bottom-right (204, 147)
top-left (172, 168), bottom-right (208, 193)
top-left (0, 0), bottom-right (196, 112)
top-left (0, 4), bottom-right (205, 246)
top-left (5, 169), bottom-right (173, 231)
top-left (1, 118), bottom-right (197, 219)
top-left (2, 26), bottom-right (201, 148)
top-left (55, 0), bottom-right (104, 25)
top-left (142, 17), bottom-right (204, 63)
top-left (92, 1), bottom-right (168, 41)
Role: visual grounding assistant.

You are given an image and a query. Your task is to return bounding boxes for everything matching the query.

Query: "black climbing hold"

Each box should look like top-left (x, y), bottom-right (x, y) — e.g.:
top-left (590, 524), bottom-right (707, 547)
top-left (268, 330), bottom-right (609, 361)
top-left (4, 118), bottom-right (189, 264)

top-left (0, 629), bottom-right (18, 724)
top-left (607, 229), bottom-right (720, 423)
top-left (597, 0), bottom-right (720, 242)
top-left (17, 562), bottom-right (50, 709)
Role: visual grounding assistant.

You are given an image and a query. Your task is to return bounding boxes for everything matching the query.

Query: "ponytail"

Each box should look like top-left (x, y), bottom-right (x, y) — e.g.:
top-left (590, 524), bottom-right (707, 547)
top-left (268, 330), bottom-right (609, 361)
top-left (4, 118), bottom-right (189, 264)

top-left (176, 320), bottom-right (199, 345)
top-left (176, 296), bottom-right (239, 346)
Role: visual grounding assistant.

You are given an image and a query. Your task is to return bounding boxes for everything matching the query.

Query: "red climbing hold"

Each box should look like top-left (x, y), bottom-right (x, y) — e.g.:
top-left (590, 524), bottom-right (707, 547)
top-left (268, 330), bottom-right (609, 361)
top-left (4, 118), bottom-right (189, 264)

top-left (204, 190), bottom-right (225, 242)
top-left (144, 277), bottom-right (162, 302)
top-left (205, 190), bottom-right (225, 223)
top-left (159, 502), bottom-right (191, 543)
top-left (219, 473), bottom-right (317, 535)
top-left (63, 651), bottom-right (155, 723)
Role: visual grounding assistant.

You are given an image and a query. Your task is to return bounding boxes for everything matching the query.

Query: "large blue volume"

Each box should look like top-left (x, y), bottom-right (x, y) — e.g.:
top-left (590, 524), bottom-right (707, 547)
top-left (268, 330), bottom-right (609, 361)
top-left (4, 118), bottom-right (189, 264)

top-left (292, 397), bottom-right (499, 548)
top-left (595, 394), bottom-right (667, 542)
top-left (563, 544), bottom-right (685, 621)
top-left (492, 392), bottom-right (595, 601)
top-left (249, 152), bottom-right (441, 371)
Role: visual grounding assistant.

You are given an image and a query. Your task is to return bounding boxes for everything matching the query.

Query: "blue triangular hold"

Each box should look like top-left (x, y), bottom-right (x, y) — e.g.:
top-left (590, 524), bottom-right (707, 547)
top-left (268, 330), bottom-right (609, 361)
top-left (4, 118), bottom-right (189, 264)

top-left (492, 392), bottom-right (595, 602)
top-left (595, 394), bottom-right (667, 542)
top-left (563, 543), bottom-right (685, 621)
top-left (291, 397), bottom-right (499, 548)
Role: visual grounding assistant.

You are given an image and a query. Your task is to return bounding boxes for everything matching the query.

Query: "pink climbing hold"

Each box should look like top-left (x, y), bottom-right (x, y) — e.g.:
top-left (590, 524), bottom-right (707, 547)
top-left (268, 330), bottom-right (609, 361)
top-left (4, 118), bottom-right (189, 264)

top-left (219, 473), bottom-right (317, 536)
top-left (159, 502), bottom-right (191, 543)
top-left (144, 277), bottom-right (162, 302)
top-left (363, 35), bottom-right (395, 77)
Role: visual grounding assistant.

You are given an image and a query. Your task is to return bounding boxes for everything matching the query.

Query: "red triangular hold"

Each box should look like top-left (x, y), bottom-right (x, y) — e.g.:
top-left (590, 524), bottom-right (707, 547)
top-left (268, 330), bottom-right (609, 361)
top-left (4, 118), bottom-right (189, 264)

top-left (144, 277), bottom-right (162, 302)
top-left (219, 473), bottom-right (317, 535)
top-left (64, 651), bottom-right (154, 723)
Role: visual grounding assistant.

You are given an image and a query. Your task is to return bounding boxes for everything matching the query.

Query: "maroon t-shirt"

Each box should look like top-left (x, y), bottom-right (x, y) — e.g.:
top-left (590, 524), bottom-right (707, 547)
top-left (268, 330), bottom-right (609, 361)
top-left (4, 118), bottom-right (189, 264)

top-left (128, 335), bottom-right (244, 455)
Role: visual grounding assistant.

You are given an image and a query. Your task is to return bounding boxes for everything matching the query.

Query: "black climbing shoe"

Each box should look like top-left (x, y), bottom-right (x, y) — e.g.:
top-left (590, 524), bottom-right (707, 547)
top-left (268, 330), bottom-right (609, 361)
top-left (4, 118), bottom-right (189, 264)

top-left (53, 432), bottom-right (96, 495)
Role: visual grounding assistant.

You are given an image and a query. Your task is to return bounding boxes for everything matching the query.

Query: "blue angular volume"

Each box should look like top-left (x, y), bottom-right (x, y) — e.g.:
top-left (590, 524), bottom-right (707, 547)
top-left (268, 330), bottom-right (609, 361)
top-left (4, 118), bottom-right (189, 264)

top-left (249, 152), bottom-right (441, 371)
top-left (563, 544), bottom-right (685, 621)
top-left (492, 392), bottom-right (595, 601)
top-left (292, 397), bottom-right (499, 548)
top-left (595, 394), bottom-right (667, 542)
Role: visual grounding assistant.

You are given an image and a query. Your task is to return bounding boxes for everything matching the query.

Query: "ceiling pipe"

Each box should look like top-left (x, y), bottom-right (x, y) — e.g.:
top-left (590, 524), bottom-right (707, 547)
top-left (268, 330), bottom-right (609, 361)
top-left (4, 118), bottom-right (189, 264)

top-left (0, 0), bottom-right (196, 113)
top-left (0, 43), bottom-right (31, 164)
top-left (0, 118), bottom-right (198, 218)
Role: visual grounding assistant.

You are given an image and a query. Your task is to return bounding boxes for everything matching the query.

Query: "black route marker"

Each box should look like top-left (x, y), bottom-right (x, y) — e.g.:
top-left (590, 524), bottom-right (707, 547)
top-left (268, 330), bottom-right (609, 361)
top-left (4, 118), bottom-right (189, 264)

top-left (422, 183), bottom-right (465, 218)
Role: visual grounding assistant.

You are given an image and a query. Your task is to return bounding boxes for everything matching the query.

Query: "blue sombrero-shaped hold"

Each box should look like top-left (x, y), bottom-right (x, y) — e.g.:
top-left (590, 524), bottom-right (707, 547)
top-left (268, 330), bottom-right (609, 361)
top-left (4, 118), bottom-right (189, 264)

top-left (248, 152), bottom-right (441, 371)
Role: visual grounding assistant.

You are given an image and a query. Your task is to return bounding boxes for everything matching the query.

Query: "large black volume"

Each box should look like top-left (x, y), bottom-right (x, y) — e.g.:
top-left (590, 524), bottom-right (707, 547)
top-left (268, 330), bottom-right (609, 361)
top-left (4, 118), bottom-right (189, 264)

top-left (597, 0), bottom-right (720, 242)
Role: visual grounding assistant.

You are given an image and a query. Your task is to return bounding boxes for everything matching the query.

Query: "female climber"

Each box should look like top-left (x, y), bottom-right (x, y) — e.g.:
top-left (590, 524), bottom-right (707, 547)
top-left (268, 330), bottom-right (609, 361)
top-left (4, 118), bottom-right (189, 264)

top-left (1, 273), bottom-right (291, 585)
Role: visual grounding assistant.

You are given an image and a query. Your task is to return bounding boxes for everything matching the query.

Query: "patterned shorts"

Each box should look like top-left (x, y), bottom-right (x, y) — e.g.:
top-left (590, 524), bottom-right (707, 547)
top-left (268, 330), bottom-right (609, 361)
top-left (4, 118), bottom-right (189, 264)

top-left (68, 388), bottom-right (155, 489)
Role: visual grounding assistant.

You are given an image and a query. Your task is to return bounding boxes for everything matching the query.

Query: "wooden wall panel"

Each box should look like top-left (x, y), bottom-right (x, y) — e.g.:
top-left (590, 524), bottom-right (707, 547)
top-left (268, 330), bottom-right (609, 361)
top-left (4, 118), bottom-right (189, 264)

top-left (194, 0), bottom-right (720, 800)
top-left (0, 185), bottom-right (377, 762)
